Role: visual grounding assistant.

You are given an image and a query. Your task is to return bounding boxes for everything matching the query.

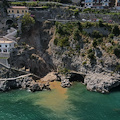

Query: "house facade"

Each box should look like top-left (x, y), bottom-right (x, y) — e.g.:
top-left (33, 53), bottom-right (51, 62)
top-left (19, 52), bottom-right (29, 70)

top-left (0, 38), bottom-right (15, 53)
top-left (85, 0), bottom-right (93, 8)
top-left (84, 0), bottom-right (115, 8)
top-left (7, 6), bottom-right (29, 18)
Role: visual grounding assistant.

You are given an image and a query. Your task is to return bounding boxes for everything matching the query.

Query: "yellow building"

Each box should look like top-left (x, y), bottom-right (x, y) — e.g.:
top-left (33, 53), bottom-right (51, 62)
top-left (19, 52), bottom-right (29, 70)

top-left (7, 6), bottom-right (29, 18)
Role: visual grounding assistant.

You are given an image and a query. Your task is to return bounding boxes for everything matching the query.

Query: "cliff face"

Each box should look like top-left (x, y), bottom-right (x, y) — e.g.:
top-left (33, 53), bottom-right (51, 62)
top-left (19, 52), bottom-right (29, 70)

top-left (9, 21), bottom-right (120, 93)
top-left (10, 21), bottom-right (55, 77)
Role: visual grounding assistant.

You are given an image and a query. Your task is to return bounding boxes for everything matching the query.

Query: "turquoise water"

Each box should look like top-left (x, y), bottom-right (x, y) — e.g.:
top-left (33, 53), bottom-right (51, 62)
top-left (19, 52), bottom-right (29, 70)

top-left (0, 82), bottom-right (120, 120)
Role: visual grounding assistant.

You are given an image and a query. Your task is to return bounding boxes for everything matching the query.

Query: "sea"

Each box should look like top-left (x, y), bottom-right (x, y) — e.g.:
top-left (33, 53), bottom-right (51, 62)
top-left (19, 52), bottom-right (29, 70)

top-left (0, 81), bottom-right (120, 120)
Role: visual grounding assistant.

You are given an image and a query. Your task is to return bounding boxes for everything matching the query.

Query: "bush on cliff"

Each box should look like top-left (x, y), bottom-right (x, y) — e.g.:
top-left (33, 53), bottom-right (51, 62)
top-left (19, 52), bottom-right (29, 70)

top-left (21, 13), bottom-right (35, 33)
top-left (91, 30), bottom-right (103, 38)
top-left (114, 47), bottom-right (120, 58)
top-left (111, 25), bottom-right (120, 36)
top-left (87, 49), bottom-right (95, 60)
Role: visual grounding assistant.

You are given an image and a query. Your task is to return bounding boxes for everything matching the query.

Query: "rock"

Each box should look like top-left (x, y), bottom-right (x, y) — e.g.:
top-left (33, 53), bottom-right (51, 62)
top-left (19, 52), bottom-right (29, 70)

top-left (95, 48), bottom-right (102, 58)
top-left (29, 82), bottom-right (42, 92)
top-left (0, 76), bottom-right (51, 92)
top-left (84, 72), bottom-right (120, 93)
top-left (40, 72), bottom-right (58, 82)
top-left (61, 78), bottom-right (71, 88)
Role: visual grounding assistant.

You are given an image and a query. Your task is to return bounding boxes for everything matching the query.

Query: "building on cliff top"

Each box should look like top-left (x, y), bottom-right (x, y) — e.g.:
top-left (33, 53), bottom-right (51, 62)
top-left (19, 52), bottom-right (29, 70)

top-left (7, 6), bottom-right (29, 18)
top-left (84, 0), bottom-right (115, 8)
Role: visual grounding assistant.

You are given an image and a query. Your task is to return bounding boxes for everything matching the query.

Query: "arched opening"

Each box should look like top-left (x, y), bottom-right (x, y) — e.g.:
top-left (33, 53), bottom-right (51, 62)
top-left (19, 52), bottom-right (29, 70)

top-left (6, 20), bottom-right (13, 25)
top-left (0, 49), bottom-right (1, 52)
top-left (109, 84), bottom-right (120, 93)
top-left (3, 49), bottom-right (7, 52)
top-left (68, 73), bottom-right (85, 83)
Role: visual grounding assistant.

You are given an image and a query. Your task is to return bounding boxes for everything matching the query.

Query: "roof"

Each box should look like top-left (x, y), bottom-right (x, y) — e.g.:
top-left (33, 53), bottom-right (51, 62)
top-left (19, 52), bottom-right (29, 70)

top-left (9, 6), bottom-right (28, 9)
top-left (0, 40), bottom-right (14, 44)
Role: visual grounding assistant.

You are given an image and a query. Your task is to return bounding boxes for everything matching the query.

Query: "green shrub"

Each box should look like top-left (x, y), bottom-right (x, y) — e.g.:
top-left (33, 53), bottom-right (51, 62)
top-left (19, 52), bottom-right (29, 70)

top-left (82, 61), bottom-right (87, 65)
top-left (91, 30), bottom-right (102, 38)
top-left (21, 13), bottom-right (35, 32)
top-left (42, 6), bottom-right (49, 9)
top-left (115, 64), bottom-right (120, 72)
top-left (57, 36), bottom-right (69, 47)
top-left (108, 33), bottom-right (114, 39)
top-left (97, 38), bottom-right (103, 44)
top-left (87, 49), bottom-right (92, 54)
top-left (74, 8), bottom-right (79, 16)
top-left (87, 49), bottom-right (95, 59)
top-left (76, 21), bottom-right (83, 31)
top-left (82, 31), bottom-right (88, 36)
top-left (58, 68), bottom-right (70, 74)
top-left (84, 22), bottom-right (93, 28)
top-left (73, 28), bottom-right (80, 41)
top-left (92, 39), bottom-right (97, 48)
top-left (98, 20), bottom-right (104, 27)
top-left (111, 25), bottom-right (120, 36)
top-left (88, 52), bottom-right (95, 59)
top-left (114, 47), bottom-right (120, 58)
top-left (54, 38), bottom-right (58, 45)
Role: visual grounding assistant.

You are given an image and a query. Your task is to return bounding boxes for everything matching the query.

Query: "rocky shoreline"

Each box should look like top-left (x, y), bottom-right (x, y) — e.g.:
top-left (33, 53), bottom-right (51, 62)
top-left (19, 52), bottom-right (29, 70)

top-left (0, 76), bottom-right (50, 92)
top-left (39, 71), bottom-right (120, 93)
top-left (0, 70), bottom-right (120, 93)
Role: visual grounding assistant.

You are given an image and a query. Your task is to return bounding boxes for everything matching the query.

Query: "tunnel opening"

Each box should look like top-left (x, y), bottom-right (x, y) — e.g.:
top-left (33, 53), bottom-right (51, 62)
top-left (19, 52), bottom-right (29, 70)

top-left (68, 73), bottom-right (85, 83)
top-left (6, 20), bottom-right (13, 25)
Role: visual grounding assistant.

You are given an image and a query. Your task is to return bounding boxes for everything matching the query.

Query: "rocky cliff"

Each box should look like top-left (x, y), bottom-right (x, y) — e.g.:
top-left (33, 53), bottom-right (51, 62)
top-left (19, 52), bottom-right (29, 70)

top-left (9, 20), bottom-right (120, 93)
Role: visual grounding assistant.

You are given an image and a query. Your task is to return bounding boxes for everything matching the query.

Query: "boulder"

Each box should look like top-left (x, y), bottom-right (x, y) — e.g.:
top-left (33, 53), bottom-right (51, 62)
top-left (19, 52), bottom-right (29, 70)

top-left (40, 72), bottom-right (58, 82)
top-left (61, 78), bottom-right (71, 88)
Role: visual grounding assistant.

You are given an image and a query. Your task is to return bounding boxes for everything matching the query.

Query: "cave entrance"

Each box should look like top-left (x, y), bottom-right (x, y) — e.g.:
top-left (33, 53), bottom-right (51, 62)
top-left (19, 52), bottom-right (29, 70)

top-left (69, 73), bottom-right (85, 83)
top-left (109, 85), bottom-right (120, 93)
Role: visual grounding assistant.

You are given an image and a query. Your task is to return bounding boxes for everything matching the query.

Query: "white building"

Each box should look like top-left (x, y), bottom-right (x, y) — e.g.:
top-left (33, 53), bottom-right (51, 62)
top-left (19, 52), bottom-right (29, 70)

top-left (0, 38), bottom-right (15, 53)
top-left (85, 0), bottom-right (93, 8)
top-left (102, 0), bottom-right (110, 7)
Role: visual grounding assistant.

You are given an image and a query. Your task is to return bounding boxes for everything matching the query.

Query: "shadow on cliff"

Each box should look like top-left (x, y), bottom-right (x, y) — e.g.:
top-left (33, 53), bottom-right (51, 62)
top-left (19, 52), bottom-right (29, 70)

top-left (10, 21), bottom-right (56, 77)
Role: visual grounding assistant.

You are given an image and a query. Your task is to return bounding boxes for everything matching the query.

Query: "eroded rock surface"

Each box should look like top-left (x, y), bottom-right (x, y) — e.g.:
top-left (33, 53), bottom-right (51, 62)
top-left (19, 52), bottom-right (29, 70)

top-left (84, 73), bottom-right (120, 93)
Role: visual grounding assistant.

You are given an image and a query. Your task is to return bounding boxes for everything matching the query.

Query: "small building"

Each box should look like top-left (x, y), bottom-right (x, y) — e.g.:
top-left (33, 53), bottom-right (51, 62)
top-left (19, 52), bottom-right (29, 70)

top-left (0, 38), bottom-right (15, 53)
top-left (115, 0), bottom-right (120, 9)
top-left (7, 6), bottom-right (29, 18)
top-left (85, 0), bottom-right (93, 8)
top-left (84, 0), bottom-right (114, 8)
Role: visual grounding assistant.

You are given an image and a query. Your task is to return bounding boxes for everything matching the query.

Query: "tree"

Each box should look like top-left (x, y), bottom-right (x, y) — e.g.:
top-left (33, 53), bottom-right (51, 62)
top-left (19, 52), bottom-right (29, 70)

top-left (76, 21), bottom-right (82, 31)
top-left (98, 20), bottom-right (104, 27)
top-left (21, 13), bottom-right (35, 32)
top-left (111, 25), bottom-right (120, 36)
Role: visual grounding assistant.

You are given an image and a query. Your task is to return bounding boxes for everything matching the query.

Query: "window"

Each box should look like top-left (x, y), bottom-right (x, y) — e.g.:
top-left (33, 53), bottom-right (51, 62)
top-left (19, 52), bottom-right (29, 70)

top-left (22, 10), bottom-right (24, 13)
top-left (5, 45), bottom-right (7, 47)
top-left (9, 10), bottom-right (10, 13)
top-left (0, 49), bottom-right (1, 52)
top-left (3, 49), bottom-right (7, 52)
top-left (17, 10), bottom-right (19, 13)
top-left (12, 10), bottom-right (14, 13)
top-left (0, 45), bottom-right (1, 47)
top-left (25, 10), bottom-right (27, 13)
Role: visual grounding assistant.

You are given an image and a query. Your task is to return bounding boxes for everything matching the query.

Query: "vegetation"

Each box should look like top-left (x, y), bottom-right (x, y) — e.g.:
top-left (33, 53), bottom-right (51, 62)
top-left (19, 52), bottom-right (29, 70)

top-left (114, 46), bottom-right (120, 58)
top-left (21, 13), bottom-right (35, 32)
top-left (111, 25), bottom-right (120, 36)
top-left (54, 20), bottom-right (120, 62)
top-left (58, 67), bottom-right (70, 74)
